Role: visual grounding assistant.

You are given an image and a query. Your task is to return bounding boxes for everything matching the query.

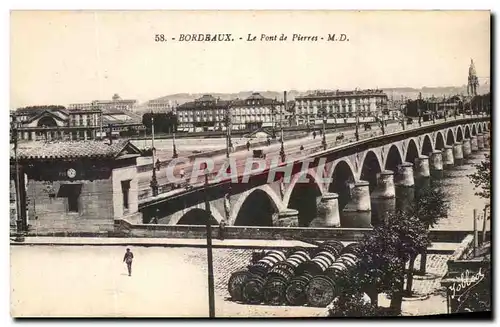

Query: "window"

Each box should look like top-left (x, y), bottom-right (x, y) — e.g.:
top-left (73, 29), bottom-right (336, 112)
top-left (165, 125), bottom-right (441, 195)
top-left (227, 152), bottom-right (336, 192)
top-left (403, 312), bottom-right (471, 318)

top-left (58, 184), bottom-right (82, 213)
top-left (121, 180), bottom-right (131, 210)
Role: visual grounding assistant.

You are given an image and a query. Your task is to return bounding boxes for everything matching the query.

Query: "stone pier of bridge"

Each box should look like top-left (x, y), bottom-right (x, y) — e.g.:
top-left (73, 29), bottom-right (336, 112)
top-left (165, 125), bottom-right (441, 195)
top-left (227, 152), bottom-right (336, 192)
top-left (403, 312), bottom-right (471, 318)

top-left (135, 118), bottom-right (490, 230)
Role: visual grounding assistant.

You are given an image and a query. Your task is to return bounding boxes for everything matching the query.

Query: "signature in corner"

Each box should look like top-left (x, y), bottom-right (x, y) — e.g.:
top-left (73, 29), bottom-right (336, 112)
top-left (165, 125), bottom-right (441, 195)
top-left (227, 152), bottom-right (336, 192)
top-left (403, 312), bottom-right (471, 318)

top-left (448, 268), bottom-right (485, 300)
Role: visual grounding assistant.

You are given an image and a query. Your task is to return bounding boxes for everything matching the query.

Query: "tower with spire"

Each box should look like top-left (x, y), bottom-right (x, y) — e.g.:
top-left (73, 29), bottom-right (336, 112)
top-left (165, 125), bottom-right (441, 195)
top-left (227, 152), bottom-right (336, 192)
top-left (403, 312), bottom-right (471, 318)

top-left (467, 59), bottom-right (479, 96)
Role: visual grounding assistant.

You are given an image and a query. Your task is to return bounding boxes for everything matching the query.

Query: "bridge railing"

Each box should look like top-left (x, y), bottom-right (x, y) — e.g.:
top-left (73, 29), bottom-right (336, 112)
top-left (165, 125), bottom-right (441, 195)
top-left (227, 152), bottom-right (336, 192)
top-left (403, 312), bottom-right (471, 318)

top-left (138, 115), bottom-right (489, 201)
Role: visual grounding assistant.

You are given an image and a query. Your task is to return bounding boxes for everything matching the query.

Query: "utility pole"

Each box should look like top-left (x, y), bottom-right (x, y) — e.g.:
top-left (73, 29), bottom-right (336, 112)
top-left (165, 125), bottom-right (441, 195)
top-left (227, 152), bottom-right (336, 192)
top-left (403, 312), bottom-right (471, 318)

top-left (150, 111), bottom-right (158, 196)
top-left (203, 163), bottom-right (216, 318)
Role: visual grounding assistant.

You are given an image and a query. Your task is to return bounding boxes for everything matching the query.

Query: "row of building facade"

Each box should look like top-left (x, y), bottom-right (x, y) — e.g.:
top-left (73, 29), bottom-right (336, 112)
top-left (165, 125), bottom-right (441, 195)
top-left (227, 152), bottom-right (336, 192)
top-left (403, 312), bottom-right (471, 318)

top-left (11, 95), bottom-right (145, 142)
top-left (13, 89), bottom-right (479, 139)
top-left (174, 90), bottom-right (394, 132)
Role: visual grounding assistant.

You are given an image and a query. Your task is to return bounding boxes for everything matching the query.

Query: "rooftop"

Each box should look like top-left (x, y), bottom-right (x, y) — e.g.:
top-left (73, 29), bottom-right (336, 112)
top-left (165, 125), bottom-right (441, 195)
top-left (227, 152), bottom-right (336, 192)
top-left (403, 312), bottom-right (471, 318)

top-left (11, 139), bottom-right (141, 160)
top-left (297, 89), bottom-right (388, 99)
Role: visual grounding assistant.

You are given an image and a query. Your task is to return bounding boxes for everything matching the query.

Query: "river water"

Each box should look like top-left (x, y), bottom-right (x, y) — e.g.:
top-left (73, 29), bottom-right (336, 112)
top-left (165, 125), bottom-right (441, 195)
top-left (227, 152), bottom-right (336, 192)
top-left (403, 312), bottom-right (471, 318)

top-left (431, 149), bottom-right (491, 231)
top-left (337, 148), bottom-right (491, 231)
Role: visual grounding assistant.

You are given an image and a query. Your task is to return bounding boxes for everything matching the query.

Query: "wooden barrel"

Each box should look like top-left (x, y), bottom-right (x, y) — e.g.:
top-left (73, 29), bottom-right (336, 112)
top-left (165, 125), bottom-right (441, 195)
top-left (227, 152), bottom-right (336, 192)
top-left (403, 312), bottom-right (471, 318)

top-left (305, 275), bottom-right (338, 307)
top-left (263, 275), bottom-right (288, 305)
top-left (227, 269), bottom-right (252, 302)
top-left (285, 273), bottom-right (313, 306)
top-left (242, 275), bottom-right (267, 304)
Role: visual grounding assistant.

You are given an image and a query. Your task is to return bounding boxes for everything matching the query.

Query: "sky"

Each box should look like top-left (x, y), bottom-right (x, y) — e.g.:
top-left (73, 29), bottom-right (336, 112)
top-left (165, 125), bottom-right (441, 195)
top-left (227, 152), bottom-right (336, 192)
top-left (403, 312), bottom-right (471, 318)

top-left (10, 10), bottom-right (490, 108)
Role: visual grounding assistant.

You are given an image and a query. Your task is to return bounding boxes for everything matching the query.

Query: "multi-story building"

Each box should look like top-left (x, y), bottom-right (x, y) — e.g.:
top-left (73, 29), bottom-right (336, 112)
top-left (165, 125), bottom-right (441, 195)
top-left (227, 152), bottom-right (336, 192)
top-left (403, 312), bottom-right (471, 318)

top-left (146, 98), bottom-right (174, 113)
top-left (293, 89), bottom-right (389, 126)
top-left (11, 106), bottom-right (103, 141)
top-left (176, 95), bottom-right (231, 132)
top-left (68, 94), bottom-right (137, 112)
top-left (11, 102), bottom-right (145, 142)
top-left (229, 93), bottom-right (286, 130)
top-left (176, 93), bottom-right (288, 132)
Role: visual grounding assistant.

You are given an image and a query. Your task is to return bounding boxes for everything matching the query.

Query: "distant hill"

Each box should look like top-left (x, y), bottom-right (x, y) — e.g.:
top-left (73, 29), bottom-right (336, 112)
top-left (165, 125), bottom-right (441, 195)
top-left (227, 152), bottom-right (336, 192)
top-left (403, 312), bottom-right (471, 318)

top-left (135, 84), bottom-right (491, 113)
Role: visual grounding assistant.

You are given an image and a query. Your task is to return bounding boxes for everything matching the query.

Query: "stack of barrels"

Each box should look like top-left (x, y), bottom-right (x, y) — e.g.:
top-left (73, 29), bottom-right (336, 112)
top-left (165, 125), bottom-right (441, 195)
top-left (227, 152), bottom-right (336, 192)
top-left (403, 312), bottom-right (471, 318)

top-left (263, 248), bottom-right (311, 305)
top-left (227, 250), bottom-right (287, 304)
top-left (227, 242), bottom-right (361, 307)
top-left (305, 243), bottom-right (362, 307)
top-left (284, 241), bottom-right (344, 306)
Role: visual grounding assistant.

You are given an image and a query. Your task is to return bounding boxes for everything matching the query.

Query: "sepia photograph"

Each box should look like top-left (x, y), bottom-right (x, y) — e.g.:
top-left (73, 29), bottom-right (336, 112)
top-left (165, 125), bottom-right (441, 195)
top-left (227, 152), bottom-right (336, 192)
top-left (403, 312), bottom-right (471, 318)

top-left (8, 9), bottom-right (491, 318)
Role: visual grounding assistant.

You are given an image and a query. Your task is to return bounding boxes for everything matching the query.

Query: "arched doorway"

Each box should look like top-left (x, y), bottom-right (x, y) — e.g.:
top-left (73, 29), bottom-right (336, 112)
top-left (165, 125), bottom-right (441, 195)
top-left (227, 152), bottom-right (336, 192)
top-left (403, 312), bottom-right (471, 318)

top-left (287, 174), bottom-right (322, 227)
top-left (329, 160), bottom-right (356, 212)
top-left (384, 145), bottom-right (403, 176)
top-left (233, 189), bottom-right (279, 226)
top-left (421, 135), bottom-right (433, 156)
top-left (405, 139), bottom-right (419, 164)
top-left (472, 125), bottom-right (477, 136)
top-left (37, 116), bottom-right (58, 127)
top-left (360, 151), bottom-right (382, 192)
top-left (177, 208), bottom-right (219, 225)
top-left (478, 124), bottom-right (483, 134)
top-left (456, 127), bottom-right (464, 142)
top-left (446, 129), bottom-right (455, 146)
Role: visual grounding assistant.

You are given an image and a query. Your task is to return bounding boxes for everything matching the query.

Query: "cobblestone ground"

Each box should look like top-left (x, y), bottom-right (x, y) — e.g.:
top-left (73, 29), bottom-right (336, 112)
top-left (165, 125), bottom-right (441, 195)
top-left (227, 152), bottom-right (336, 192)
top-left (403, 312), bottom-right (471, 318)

top-left (10, 246), bottom-right (452, 317)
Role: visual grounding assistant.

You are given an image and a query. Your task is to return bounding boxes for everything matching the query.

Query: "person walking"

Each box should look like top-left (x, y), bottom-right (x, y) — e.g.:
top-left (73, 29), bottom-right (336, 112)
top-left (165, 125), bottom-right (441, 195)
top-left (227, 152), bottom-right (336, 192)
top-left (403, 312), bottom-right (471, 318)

top-left (123, 248), bottom-right (134, 277)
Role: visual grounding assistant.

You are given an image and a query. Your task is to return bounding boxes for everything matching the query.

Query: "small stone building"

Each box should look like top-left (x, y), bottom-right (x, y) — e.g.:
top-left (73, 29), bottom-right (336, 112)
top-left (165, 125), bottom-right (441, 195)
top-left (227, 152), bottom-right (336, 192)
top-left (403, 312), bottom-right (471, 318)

top-left (10, 139), bottom-right (143, 234)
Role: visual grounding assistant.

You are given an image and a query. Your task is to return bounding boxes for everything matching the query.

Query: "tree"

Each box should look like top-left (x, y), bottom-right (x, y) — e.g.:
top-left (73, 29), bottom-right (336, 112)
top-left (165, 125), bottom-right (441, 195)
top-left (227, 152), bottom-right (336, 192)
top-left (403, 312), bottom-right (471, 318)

top-left (328, 292), bottom-right (376, 317)
top-left (355, 210), bottom-right (430, 315)
top-left (468, 153), bottom-right (491, 200)
top-left (410, 186), bottom-right (450, 274)
top-left (142, 112), bottom-right (179, 135)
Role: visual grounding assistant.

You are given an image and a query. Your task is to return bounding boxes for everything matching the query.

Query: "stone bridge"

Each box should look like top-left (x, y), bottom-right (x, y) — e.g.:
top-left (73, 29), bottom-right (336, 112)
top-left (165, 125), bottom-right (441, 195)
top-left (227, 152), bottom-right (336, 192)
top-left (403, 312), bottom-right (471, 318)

top-left (138, 118), bottom-right (490, 228)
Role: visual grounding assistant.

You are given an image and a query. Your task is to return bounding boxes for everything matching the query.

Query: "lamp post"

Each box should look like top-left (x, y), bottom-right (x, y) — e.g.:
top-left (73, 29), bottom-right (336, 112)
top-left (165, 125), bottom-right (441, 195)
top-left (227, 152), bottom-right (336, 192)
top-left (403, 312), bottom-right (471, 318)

top-left (279, 92), bottom-right (286, 162)
top-left (172, 107), bottom-right (178, 159)
top-left (400, 96), bottom-right (406, 131)
top-left (272, 98), bottom-right (277, 139)
top-left (150, 111), bottom-right (159, 197)
top-left (321, 105), bottom-right (327, 150)
top-left (202, 162), bottom-right (216, 318)
top-left (354, 105), bottom-right (360, 141)
top-left (11, 117), bottom-right (25, 242)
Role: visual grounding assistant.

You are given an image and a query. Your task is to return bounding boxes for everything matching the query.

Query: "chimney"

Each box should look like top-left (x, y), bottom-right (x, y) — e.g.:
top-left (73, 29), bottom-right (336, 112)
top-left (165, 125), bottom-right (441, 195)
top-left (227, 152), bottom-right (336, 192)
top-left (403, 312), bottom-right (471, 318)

top-left (108, 123), bottom-right (113, 145)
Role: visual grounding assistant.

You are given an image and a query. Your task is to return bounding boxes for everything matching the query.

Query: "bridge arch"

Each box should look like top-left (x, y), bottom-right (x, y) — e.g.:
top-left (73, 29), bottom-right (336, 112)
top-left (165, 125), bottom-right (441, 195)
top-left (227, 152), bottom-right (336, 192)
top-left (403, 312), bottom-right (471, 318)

top-left (434, 131), bottom-right (445, 150)
top-left (405, 139), bottom-right (420, 164)
top-left (284, 170), bottom-right (324, 227)
top-left (421, 134), bottom-right (434, 156)
top-left (384, 145), bottom-right (404, 176)
top-left (456, 126), bottom-right (464, 142)
top-left (328, 160), bottom-right (356, 212)
top-left (229, 184), bottom-right (283, 226)
top-left (446, 129), bottom-right (455, 145)
top-left (231, 185), bottom-right (282, 226)
top-left (464, 125), bottom-right (471, 139)
top-left (360, 150), bottom-right (383, 192)
top-left (169, 207), bottom-right (223, 225)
